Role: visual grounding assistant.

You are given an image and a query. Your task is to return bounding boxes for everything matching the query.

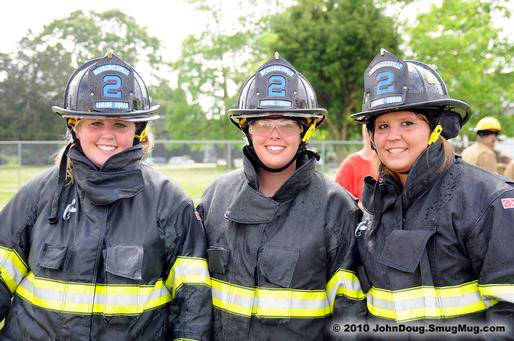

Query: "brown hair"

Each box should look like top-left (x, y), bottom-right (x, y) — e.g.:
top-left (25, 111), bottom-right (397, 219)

top-left (369, 113), bottom-right (455, 189)
top-left (54, 120), bottom-right (154, 183)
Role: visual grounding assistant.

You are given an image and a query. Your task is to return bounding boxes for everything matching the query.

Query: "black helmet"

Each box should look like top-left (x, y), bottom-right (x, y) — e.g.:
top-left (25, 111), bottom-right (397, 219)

top-left (229, 52), bottom-right (327, 128)
top-left (353, 49), bottom-right (471, 139)
top-left (52, 51), bottom-right (159, 122)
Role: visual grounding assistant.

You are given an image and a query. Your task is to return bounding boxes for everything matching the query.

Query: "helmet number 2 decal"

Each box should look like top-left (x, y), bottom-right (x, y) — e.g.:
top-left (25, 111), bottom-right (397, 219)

top-left (268, 75), bottom-right (286, 97)
top-left (376, 71), bottom-right (394, 95)
top-left (102, 75), bottom-right (122, 98)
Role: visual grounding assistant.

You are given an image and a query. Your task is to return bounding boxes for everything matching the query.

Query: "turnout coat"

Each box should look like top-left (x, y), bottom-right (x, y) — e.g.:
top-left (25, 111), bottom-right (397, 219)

top-left (198, 149), bottom-right (365, 340)
top-left (0, 146), bottom-right (212, 340)
top-left (357, 141), bottom-right (514, 339)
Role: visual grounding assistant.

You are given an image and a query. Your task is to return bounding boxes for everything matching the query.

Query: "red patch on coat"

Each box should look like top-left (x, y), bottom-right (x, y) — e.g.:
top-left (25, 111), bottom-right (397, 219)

top-left (195, 211), bottom-right (202, 221)
top-left (501, 198), bottom-right (514, 209)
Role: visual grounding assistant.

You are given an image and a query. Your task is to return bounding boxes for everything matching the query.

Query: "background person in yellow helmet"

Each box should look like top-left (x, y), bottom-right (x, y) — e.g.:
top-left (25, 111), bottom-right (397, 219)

top-left (461, 116), bottom-right (503, 173)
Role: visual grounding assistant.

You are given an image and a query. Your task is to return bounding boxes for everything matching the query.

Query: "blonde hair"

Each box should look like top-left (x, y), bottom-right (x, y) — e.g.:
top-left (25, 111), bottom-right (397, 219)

top-left (54, 120), bottom-right (154, 183)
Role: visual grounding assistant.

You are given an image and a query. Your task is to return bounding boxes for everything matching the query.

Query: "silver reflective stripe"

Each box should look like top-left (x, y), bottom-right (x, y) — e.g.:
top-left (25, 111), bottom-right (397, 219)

top-left (211, 278), bottom-right (331, 318)
top-left (166, 257), bottom-right (210, 295)
top-left (367, 281), bottom-right (494, 321)
top-left (0, 247), bottom-right (28, 293)
top-left (16, 272), bottom-right (172, 315)
top-left (479, 284), bottom-right (514, 304)
top-left (326, 269), bottom-right (365, 311)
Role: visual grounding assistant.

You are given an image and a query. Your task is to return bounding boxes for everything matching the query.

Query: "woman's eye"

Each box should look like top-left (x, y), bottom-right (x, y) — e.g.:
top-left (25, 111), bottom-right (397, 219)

top-left (114, 123), bottom-right (127, 129)
top-left (377, 123), bottom-right (388, 130)
top-left (91, 121), bottom-right (103, 127)
top-left (401, 121), bottom-right (415, 126)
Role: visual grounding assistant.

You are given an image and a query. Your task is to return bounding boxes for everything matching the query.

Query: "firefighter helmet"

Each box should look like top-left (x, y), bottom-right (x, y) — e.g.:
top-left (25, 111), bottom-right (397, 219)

top-left (473, 116), bottom-right (502, 133)
top-left (229, 52), bottom-right (327, 128)
top-left (353, 49), bottom-right (471, 139)
top-left (52, 51), bottom-right (159, 122)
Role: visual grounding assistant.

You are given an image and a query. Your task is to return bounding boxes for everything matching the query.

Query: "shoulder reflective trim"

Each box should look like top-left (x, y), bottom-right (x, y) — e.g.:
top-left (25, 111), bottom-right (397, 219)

top-left (174, 339), bottom-right (199, 341)
top-left (165, 257), bottom-right (210, 297)
top-left (15, 272), bottom-right (172, 315)
top-left (479, 284), bottom-right (514, 303)
top-left (326, 269), bottom-right (366, 311)
top-left (0, 246), bottom-right (29, 293)
top-left (367, 281), bottom-right (497, 322)
top-left (211, 278), bottom-right (331, 318)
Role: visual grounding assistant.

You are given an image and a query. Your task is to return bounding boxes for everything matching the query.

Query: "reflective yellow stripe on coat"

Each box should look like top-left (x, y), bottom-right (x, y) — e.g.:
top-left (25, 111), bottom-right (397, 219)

top-left (12, 256), bottom-right (209, 315)
top-left (211, 269), bottom-right (364, 318)
top-left (165, 256), bottom-right (210, 298)
top-left (479, 284), bottom-right (514, 304)
top-left (367, 280), bottom-right (497, 322)
top-left (0, 246), bottom-right (29, 293)
top-left (16, 272), bottom-right (172, 315)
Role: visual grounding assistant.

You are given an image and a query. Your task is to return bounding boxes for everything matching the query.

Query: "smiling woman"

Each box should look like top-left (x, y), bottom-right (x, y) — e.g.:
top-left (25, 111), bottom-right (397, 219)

top-left (0, 52), bottom-right (212, 340)
top-left (351, 49), bottom-right (514, 335)
top-left (74, 118), bottom-right (137, 168)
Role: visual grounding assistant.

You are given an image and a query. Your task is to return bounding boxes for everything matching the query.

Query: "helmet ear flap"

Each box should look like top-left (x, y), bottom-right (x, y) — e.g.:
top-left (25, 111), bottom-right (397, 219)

top-left (438, 112), bottom-right (462, 139)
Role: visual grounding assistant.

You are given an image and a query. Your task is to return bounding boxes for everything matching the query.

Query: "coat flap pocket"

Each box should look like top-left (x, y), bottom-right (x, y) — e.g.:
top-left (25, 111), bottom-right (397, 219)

top-left (39, 243), bottom-right (67, 270)
top-left (105, 244), bottom-right (143, 280)
top-left (258, 246), bottom-right (299, 288)
top-left (379, 229), bottom-right (435, 273)
top-left (207, 247), bottom-right (230, 274)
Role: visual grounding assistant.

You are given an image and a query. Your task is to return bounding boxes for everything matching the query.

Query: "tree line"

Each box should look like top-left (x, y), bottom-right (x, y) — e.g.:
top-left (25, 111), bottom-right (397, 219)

top-left (0, 0), bottom-right (512, 142)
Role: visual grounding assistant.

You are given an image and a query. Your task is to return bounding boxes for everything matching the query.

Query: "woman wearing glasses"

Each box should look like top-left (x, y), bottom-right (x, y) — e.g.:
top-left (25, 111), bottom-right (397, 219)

top-left (197, 54), bottom-right (365, 340)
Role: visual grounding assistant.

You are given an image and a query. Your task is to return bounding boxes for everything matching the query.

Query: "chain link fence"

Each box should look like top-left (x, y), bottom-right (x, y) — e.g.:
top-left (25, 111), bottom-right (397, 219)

top-left (0, 140), bottom-right (363, 205)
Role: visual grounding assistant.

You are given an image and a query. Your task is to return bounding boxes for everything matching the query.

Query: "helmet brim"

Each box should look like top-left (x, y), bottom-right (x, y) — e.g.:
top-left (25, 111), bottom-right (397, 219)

top-left (352, 99), bottom-right (471, 125)
top-left (52, 105), bottom-right (161, 122)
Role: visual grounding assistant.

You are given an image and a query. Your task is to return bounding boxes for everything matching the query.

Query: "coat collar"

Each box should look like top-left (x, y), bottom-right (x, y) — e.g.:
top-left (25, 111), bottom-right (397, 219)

top-left (362, 141), bottom-right (448, 215)
top-left (68, 145), bottom-right (145, 205)
top-left (224, 148), bottom-right (317, 224)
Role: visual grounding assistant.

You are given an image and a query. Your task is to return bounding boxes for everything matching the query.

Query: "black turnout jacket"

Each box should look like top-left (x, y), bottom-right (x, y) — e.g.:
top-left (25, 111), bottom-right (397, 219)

top-left (198, 149), bottom-right (365, 340)
top-left (0, 145), bottom-right (211, 340)
top-left (357, 141), bottom-right (514, 340)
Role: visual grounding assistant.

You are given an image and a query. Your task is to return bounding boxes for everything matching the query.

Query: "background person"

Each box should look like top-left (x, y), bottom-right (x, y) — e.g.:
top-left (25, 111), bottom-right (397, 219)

top-left (335, 124), bottom-right (378, 207)
top-left (352, 49), bottom-right (514, 338)
top-left (198, 53), bottom-right (365, 340)
top-left (461, 116), bottom-right (503, 173)
top-left (0, 52), bottom-right (211, 340)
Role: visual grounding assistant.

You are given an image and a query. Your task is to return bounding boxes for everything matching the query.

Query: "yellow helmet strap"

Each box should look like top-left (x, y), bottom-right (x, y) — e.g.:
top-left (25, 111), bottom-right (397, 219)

top-left (428, 124), bottom-right (443, 145)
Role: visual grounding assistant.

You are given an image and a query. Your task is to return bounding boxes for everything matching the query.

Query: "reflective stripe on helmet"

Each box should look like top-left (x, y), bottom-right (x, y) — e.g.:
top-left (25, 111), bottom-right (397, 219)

top-left (367, 281), bottom-right (496, 322)
top-left (165, 257), bottom-right (210, 298)
top-left (211, 269), bottom-right (363, 318)
top-left (16, 272), bottom-right (171, 315)
top-left (0, 246), bottom-right (29, 293)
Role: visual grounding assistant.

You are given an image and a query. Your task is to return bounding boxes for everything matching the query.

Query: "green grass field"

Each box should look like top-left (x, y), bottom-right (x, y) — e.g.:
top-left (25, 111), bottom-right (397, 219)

top-left (0, 165), bottom-right (337, 208)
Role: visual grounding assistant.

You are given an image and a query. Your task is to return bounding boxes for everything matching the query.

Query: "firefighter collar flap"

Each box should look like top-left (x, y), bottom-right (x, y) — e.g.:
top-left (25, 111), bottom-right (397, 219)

top-left (68, 146), bottom-right (145, 205)
top-left (224, 184), bottom-right (279, 224)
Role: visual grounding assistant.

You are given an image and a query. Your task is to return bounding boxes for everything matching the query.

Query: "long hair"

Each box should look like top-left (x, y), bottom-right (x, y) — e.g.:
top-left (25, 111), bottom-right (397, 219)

top-left (54, 120), bottom-right (154, 183)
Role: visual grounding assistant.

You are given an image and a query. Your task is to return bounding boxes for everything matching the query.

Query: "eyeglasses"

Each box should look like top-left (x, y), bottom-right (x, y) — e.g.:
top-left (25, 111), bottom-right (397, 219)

top-left (248, 119), bottom-right (303, 137)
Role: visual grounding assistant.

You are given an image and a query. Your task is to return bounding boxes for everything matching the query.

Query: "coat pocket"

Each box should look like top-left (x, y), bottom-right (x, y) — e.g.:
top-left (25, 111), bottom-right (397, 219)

top-left (207, 247), bottom-right (230, 275)
top-left (379, 229), bottom-right (435, 273)
top-left (257, 246), bottom-right (299, 288)
top-left (39, 243), bottom-right (68, 270)
top-left (104, 244), bottom-right (143, 280)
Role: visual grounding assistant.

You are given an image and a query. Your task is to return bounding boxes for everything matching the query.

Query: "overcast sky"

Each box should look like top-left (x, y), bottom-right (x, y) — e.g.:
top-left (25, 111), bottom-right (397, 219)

top-left (0, 0), bottom-right (207, 60)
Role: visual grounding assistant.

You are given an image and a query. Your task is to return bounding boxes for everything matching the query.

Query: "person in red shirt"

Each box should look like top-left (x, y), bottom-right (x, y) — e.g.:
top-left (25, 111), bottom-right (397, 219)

top-left (335, 124), bottom-right (378, 207)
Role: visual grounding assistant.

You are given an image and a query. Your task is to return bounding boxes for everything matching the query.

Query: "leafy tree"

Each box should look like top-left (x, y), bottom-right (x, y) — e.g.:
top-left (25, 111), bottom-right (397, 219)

top-left (0, 10), bottom-right (164, 140)
top-left (172, 0), bottom-right (289, 140)
top-left (265, 0), bottom-right (400, 141)
top-left (405, 0), bottom-right (514, 136)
